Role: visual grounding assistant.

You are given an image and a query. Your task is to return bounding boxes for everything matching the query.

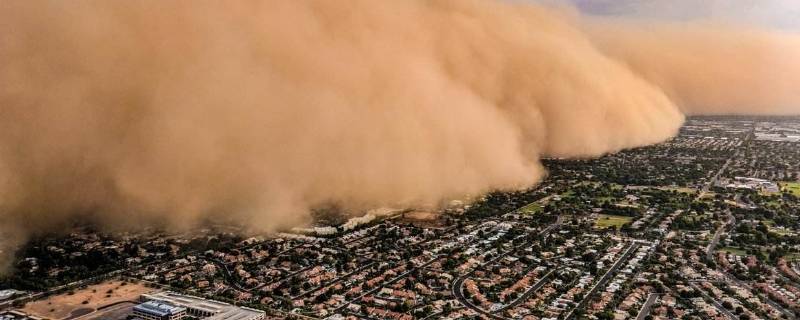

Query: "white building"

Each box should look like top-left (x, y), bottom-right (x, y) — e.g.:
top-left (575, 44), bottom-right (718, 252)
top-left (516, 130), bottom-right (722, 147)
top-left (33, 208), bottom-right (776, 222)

top-left (0, 290), bottom-right (18, 302)
top-left (139, 292), bottom-right (265, 320)
top-left (0, 311), bottom-right (43, 320)
top-left (132, 301), bottom-right (187, 320)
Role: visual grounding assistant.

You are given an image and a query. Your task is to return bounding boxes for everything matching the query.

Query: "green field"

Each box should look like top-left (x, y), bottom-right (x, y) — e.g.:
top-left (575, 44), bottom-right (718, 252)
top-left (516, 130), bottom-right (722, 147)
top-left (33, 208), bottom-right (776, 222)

top-left (595, 196), bottom-right (614, 203)
top-left (660, 187), bottom-right (697, 194)
top-left (517, 202), bottom-right (543, 215)
top-left (781, 182), bottom-right (800, 196)
top-left (594, 214), bottom-right (633, 229)
top-left (765, 221), bottom-right (794, 236)
top-left (720, 246), bottom-right (747, 256)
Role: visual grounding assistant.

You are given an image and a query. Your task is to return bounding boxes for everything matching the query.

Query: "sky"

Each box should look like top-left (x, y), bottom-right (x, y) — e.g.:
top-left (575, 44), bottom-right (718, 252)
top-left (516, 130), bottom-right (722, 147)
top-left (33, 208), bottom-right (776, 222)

top-left (569, 0), bottom-right (800, 30)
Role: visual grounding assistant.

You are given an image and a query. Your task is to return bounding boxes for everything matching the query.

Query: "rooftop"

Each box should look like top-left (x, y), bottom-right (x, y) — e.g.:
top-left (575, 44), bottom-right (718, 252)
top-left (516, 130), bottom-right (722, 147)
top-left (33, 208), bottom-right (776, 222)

top-left (0, 290), bottom-right (18, 301)
top-left (0, 311), bottom-right (43, 320)
top-left (141, 292), bottom-right (264, 320)
top-left (134, 301), bottom-right (187, 317)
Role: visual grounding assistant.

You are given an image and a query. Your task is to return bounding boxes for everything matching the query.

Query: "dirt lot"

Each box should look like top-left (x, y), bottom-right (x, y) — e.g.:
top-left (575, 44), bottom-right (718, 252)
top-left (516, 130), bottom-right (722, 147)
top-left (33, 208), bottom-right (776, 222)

top-left (22, 280), bottom-right (152, 320)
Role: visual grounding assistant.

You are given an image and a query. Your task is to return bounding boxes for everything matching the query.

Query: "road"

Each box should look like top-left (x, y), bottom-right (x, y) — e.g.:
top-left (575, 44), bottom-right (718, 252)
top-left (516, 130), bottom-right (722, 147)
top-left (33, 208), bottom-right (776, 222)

top-left (706, 211), bottom-right (734, 262)
top-left (635, 293), bottom-right (659, 320)
top-left (701, 130), bottom-right (744, 262)
top-left (451, 234), bottom-right (543, 320)
top-left (706, 194), bottom-right (794, 318)
top-left (292, 262), bottom-right (376, 299)
top-left (712, 237), bottom-right (794, 314)
top-left (452, 274), bottom-right (507, 320)
top-left (451, 216), bottom-right (563, 320)
top-left (698, 128), bottom-right (794, 319)
top-left (332, 256), bottom-right (440, 315)
top-left (209, 258), bottom-right (253, 293)
top-left (496, 268), bottom-right (555, 313)
top-left (720, 270), bottom-right (795, 319)
top-left (565, 242), bottom-right (639, 320)
top-left (698, 128), bottom-right (751, 198)
top-left (690, 283), bottom-right (737, 319)
top-left (700, 158), bottom-right (731, 197)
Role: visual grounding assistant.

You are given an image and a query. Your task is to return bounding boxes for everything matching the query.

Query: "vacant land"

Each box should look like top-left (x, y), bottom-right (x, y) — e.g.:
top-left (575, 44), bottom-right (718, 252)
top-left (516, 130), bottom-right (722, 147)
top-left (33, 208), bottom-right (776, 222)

top-left (594, 214), bottom-right (633, 229)
top-left (781, 182), bottom-right (800, 196)
top-left (22, 280), bottom-right (151, 320)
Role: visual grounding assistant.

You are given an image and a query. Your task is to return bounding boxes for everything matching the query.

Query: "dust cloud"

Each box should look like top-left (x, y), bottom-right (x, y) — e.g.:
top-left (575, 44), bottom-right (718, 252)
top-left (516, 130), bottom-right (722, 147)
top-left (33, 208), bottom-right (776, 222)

top-left (587, 20), bottom-right (800, 115)
top-left (0, 0), bottom-right (798, 269)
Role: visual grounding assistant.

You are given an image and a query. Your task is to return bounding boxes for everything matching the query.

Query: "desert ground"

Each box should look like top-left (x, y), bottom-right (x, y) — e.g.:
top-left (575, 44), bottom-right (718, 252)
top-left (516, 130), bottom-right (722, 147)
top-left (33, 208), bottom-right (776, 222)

top-left (22, 280), bottom-right (151, 320)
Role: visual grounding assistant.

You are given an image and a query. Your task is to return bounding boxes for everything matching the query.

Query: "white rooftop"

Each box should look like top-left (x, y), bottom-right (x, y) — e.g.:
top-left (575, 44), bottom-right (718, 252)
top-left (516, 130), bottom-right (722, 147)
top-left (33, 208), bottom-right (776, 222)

top-left (141, 292), bottom-right (264, 320)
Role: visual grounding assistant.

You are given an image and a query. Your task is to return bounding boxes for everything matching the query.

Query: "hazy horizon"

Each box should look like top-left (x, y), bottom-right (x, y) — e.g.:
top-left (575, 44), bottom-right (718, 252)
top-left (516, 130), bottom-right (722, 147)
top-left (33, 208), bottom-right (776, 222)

top-left (570, 0), bottom-right (800, 30)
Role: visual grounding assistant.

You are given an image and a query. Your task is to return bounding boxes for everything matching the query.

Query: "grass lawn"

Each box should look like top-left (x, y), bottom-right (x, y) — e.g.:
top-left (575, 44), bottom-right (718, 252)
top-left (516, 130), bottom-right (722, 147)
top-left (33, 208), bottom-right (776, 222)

top-left (780, 182), bottom-right (800, 196)
top-left (719, 246), bottom-right (747, 256)
top-left (660, 187), bottom-right (697, 194)
top-left (699, 192), bottom-right (717, 200)
top-left (766, 222), bottom-right (794, 236)
top-left (771, 228), bottom-right (793, 236)
top-left (594, 214), bottom-right (633, 229)
top-left (595, 196), bottom-right (615, 204)
top-left (675, 187), bottom-right (697, 194)
top-left (517, 202), bottom-right (543, 215)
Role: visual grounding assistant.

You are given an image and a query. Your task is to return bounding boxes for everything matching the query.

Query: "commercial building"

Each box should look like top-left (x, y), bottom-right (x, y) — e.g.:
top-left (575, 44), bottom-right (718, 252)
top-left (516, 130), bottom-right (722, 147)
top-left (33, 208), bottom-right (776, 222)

top-left (0, 290), bottom-right (18, 302)
top-left (139, 292), bottom-right (265, 320)
top-left (725, 177), bottom-right (780, 193)
top-left (0, 311), bottom-right (44, 320)
top-left (133, 301), bottom-right (187, 320)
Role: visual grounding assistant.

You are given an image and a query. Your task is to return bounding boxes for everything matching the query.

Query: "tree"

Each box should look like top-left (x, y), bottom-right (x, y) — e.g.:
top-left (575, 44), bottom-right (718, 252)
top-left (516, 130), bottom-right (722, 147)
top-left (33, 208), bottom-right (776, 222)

top-left (597, 311), bottom-right (615, 320)
top-left (722, 301), bottom-right (733, 309)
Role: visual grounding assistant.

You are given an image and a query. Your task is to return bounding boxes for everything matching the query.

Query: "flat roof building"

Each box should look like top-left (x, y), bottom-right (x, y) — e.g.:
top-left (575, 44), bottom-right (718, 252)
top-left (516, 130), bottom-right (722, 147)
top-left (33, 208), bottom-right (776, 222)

top-left (139, 292), bottom-right (265, 320)
top-left (133, 301), bottom-right (187, 320)
top-left (0, 311), bottom-right (44, 320)
top-left (0, 290), bottom-right (19, 302)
